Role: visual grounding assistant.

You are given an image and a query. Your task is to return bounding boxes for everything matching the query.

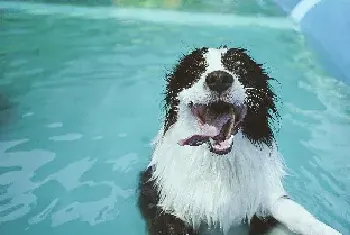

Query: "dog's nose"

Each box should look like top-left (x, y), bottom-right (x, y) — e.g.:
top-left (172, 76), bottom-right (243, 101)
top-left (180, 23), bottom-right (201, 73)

top-left (205, 71), bottom-right (234, 93)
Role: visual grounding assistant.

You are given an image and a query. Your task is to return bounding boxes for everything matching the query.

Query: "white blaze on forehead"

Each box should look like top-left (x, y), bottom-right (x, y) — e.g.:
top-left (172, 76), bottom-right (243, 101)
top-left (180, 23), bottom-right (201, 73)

top-left (204, 47), bottom-right (228, 72)
top-left (178, 47), bottom-right (247, 105)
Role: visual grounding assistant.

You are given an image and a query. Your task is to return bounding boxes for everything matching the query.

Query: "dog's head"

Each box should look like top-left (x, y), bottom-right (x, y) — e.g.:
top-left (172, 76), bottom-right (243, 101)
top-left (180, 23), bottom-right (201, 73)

top-left (163, 46), bottom-right (279, 155)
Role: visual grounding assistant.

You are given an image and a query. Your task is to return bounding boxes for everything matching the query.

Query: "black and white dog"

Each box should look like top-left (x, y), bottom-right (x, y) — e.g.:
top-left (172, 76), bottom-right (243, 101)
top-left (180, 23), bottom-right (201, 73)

top-left (137, 47), bottom-right (341, 235)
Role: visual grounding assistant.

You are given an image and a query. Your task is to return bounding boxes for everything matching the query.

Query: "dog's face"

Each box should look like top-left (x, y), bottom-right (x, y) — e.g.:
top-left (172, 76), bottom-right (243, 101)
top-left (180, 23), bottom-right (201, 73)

top-left (163, 47), bottom-right (278, 155)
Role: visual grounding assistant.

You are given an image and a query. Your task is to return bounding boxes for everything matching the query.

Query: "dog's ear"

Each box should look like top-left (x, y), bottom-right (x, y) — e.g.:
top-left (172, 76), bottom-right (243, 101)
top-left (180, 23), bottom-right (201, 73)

top-left (241, 72), bottom-right (279, 146)
top-left (163, 48), bottom-right (208, 133)
top-left (241, 61), bottom-right (279, 146)
top-left (222, 48), bottom-right (279, 146)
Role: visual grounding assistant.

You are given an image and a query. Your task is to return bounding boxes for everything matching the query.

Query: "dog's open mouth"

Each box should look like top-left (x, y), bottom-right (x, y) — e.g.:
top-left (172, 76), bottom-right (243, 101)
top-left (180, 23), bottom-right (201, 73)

top-left (178, 101), bottom-right (247, 155)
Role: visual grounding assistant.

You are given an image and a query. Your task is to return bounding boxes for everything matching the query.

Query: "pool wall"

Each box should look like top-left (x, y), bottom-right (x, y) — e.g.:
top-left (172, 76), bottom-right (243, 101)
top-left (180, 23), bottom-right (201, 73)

top-left (273, 0), bottom-right (350, 83)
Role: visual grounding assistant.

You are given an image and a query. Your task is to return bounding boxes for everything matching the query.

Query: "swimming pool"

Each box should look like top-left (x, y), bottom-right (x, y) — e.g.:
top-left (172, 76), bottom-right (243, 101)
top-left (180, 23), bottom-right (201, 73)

top-left (0, 1), bottom-right (349, 235)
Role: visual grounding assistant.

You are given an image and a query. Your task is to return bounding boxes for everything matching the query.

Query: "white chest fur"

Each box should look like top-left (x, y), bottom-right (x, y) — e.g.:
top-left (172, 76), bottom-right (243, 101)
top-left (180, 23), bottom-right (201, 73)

top-left (149, 125), bottom-right (286, 234)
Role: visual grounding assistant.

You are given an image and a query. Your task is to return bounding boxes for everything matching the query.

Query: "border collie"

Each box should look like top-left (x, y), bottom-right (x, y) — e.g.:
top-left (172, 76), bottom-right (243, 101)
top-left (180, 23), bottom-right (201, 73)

top-left (137, 47), bottom-right (341, 235)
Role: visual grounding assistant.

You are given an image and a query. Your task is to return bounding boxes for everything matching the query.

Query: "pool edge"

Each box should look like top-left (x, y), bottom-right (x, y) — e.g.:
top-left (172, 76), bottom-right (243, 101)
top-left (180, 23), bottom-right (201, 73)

top-left (273, 0), bottom-right (350, 84)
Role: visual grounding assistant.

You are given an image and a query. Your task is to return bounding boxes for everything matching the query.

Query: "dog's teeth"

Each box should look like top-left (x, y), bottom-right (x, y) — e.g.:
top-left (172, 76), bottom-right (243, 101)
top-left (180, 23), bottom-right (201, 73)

top-left (209, 137), bottom-right (215, 145)
top-left (228, 135), bottom-right (234, 143)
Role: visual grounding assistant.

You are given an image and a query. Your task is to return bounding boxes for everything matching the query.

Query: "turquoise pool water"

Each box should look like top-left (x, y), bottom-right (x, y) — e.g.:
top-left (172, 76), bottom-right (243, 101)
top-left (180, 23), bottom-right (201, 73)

top-left (0, 1), bottom-right (349, 235)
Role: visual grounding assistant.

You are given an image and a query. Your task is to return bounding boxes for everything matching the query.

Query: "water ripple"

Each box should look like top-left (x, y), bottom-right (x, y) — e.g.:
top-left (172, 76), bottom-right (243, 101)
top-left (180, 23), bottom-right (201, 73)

top-left (0, 139), bottom-right (55, 222)
top-left (49, 133), bottom-right (83, 141)
top-left (46, 122), bottom-right (63, 128)
top-left (106, 153), bottom-right (139, 173)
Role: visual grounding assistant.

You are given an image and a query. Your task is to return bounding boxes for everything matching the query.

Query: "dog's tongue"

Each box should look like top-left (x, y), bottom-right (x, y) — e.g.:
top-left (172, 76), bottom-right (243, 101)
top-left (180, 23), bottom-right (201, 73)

top-left (178, 115), bottom-right (231, 146)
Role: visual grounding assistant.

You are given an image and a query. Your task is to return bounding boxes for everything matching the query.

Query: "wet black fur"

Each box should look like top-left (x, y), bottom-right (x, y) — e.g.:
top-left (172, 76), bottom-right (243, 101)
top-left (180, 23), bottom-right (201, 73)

top-left (164, 47), bottom-right (208, 133)
top-left (138, 47), bottom-right (281, 235)
top-left (221, 47), bottom-right (279, 146)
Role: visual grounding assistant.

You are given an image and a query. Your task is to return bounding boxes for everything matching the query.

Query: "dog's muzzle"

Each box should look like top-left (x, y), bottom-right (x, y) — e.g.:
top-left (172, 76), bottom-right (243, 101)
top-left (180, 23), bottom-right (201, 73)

top-left (178, 101), bottom-right (247, 155)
